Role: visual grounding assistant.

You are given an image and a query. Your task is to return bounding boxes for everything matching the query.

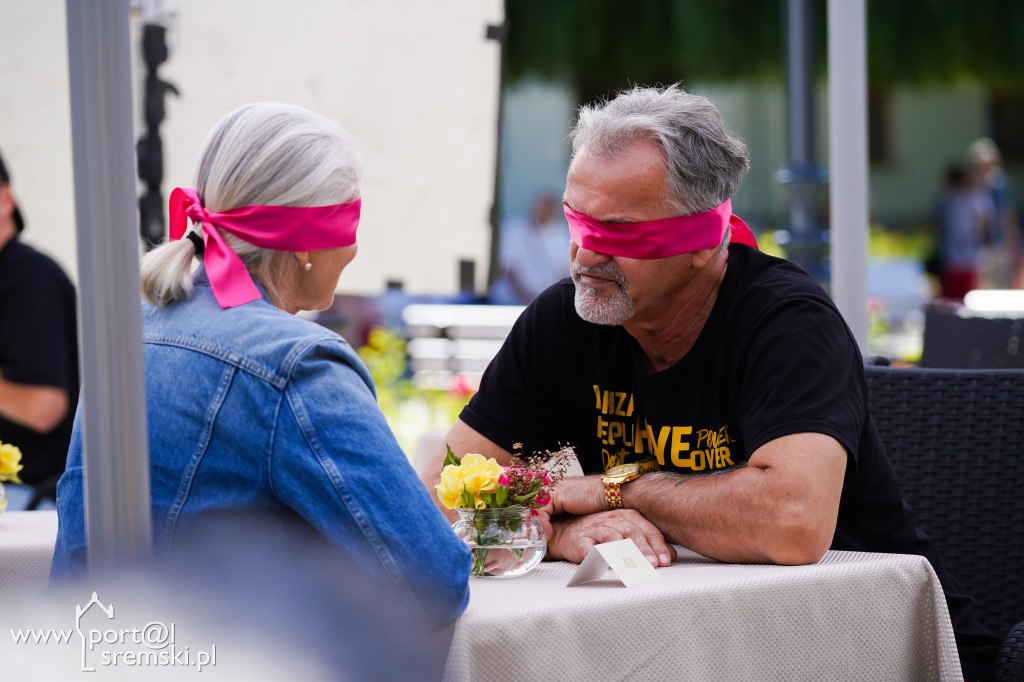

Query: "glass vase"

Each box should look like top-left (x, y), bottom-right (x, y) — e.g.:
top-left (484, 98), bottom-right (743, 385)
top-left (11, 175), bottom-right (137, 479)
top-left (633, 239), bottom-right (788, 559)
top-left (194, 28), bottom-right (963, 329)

top-left (453, 506), bottom-right (546, 578)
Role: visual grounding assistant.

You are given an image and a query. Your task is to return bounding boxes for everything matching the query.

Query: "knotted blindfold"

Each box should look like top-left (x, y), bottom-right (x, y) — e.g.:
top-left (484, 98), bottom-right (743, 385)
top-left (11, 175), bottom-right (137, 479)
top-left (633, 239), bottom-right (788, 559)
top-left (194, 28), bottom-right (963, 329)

top-left (169, 187), bottom-right (360, 309)
top-left (564, 198), bottom-right (757, 260)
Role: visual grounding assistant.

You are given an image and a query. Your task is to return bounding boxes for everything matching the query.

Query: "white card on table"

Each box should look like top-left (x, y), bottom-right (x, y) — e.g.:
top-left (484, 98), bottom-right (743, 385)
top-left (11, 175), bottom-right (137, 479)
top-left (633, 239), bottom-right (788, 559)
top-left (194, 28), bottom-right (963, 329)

top-left (566, 538), bottom-right (662, 588)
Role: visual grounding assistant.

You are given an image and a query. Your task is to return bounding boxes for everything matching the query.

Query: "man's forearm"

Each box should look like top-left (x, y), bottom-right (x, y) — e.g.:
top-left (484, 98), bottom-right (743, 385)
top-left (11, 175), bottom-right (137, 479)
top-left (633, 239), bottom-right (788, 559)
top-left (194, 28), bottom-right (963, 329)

top-left (0, 377), bottom-right (68, 433)
top-left (623, 467), bottom-right (826, 565)
top-left (544, 433), bottom-right (845, 566)
top-left (544, 468), bottom-right (789, 563)
top-left (623, 433), bottom-right (846, 565)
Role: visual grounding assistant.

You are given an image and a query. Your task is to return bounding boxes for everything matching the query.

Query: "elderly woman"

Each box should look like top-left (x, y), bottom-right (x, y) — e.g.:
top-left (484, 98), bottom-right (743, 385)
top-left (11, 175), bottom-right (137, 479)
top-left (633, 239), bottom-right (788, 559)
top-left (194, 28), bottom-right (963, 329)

top-left (50, 103), bottom-right (470, 625)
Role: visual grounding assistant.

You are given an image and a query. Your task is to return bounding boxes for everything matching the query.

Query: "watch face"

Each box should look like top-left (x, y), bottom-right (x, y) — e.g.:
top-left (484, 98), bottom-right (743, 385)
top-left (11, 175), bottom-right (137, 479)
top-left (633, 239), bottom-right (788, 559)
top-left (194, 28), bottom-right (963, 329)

top-left (605, 463), bottom-right (641, 476)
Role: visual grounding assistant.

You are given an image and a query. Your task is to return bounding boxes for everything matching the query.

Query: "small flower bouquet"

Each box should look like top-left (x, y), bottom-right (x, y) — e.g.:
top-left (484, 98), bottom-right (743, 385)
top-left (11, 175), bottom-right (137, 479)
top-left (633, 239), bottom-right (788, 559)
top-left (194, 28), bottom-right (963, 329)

top-left (0, 440), bottom-right (24, 516)
top-left (436, 443), bottom-right (575, 577)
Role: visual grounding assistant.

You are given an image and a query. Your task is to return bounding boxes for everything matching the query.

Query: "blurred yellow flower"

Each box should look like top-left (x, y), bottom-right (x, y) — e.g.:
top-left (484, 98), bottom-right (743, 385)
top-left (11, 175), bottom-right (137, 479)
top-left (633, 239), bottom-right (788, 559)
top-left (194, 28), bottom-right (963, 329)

top-left (435, 452), bottom-right (504, 510)
top-left (0, 441), bottom-right (24, 484)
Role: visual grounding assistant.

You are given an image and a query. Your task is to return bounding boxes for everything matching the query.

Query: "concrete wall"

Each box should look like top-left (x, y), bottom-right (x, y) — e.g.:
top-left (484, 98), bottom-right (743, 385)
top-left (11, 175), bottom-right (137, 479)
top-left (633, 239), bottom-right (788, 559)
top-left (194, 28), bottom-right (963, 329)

top-left (0, 2), bottom-right (75, 278)
top-left (0, 0), bottom-right (503, 296)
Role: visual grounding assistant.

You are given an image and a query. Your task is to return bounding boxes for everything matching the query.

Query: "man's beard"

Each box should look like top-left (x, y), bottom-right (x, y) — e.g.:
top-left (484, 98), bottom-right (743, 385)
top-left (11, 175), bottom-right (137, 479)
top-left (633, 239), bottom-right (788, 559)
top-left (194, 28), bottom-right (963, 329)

top-left (571, 261), bottom-right (634, 325)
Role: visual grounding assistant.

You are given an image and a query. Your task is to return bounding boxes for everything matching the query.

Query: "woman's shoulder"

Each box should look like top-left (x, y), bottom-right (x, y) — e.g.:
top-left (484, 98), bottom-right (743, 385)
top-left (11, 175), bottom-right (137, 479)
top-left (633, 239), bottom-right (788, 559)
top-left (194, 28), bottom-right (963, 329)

top-left (144, 290), bottom-right (364, 385)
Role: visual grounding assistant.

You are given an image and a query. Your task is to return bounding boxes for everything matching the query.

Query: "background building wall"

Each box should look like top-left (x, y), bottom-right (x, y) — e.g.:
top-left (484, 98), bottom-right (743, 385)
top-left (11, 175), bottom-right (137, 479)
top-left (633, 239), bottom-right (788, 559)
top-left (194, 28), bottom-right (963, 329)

top-left (498, 77), bottom-right (573, 219)
top-left (870, 87), bottom-right (991, 228)
top-left (498, 78), bottom-right (1022, 238)
top-left (0, 0), bottom-right (503, 296)
top-left (0, 2), bottom-right (75, 278)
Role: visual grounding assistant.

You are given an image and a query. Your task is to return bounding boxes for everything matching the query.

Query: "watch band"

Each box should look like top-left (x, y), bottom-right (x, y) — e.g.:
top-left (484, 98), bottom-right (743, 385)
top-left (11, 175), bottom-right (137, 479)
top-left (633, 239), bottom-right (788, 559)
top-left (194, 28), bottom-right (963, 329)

top-left (605, 480), bottom-right (625, 509)
top-left (603, 463), bottom-right (644, 510)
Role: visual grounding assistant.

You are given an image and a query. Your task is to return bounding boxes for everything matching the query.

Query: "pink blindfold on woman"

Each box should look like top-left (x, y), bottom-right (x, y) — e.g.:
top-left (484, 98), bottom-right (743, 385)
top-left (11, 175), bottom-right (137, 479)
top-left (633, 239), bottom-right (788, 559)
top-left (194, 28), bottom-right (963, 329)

top-left (169, 187), bottom-right (361, 309)
top-left (564, 198), bottom-right (757, 260)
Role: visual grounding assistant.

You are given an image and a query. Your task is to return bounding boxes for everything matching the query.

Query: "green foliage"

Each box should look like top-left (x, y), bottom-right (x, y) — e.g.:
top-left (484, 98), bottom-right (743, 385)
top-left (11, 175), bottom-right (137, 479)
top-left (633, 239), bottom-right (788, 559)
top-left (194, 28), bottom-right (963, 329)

top-left (443, 443), bottom-right (462, 468)
top-left (356, 327), bottom-right (474, 457)
top-left (356, 327), bottom-right (416, 421)
top-left (506, 0), bottom-right (783, 94)
top-left (868, 223), bottom-right (936, 262)
top-left (868, 0), bottom-right (1024, 89)
top-left (505, 0), bottom-right (1024, 93)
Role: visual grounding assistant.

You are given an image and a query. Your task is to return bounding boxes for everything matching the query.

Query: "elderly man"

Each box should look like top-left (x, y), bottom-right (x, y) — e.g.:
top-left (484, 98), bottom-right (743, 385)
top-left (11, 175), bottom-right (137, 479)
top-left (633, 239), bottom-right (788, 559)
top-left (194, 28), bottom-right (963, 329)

top-left (422, 84), bottom-right (997, 679)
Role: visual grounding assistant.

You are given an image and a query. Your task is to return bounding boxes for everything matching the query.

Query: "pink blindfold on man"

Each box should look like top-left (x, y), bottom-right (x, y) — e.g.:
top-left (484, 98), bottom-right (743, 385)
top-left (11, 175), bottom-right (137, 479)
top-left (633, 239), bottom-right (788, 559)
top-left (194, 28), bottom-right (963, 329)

top-left (169, 187), bottom-right (361, 309)
top-left (564, 198), bottom-right (757, 260)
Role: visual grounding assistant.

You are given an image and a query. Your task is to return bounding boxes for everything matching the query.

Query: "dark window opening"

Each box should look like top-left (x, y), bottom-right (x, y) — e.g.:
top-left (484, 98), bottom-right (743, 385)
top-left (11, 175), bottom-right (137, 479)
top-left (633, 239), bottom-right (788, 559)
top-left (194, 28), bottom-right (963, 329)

top-left (990, 90), bottom-right (1024, 164)
top-left (868, 89), bottom-right (892, 165)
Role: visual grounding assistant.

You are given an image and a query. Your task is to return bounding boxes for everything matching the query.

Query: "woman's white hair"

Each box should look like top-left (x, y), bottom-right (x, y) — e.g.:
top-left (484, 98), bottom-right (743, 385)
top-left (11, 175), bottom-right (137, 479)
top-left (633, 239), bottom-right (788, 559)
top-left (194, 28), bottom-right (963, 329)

top-left (569, 83), bottom-right (749, 216)
top-left (140, 102), bottom-right (363, 306)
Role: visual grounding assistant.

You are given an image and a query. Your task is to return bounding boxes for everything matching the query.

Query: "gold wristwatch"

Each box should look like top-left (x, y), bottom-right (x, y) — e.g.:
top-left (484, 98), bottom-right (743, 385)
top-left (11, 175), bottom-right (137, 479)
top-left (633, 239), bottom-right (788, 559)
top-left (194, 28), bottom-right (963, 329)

top-left (602, 462), bottom-right (644, 510)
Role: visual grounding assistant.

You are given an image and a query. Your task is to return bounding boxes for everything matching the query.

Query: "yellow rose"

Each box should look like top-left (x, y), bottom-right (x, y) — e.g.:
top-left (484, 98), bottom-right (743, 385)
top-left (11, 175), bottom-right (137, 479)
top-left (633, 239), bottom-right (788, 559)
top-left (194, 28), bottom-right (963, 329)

top-left (434, 453), bottom-right (505, 509)
top-left (0, 442), bottom-right (24, 482)
top-left (458, 453), bottom-right (503, 508)
top-left (436, 463), bottom-right (469, 510)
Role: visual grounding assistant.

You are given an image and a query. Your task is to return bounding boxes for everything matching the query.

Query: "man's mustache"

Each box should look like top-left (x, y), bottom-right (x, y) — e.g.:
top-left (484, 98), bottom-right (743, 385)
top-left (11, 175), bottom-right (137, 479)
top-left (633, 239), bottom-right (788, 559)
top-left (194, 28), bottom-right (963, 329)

top-left (571, 261), bottom-right (627, 290)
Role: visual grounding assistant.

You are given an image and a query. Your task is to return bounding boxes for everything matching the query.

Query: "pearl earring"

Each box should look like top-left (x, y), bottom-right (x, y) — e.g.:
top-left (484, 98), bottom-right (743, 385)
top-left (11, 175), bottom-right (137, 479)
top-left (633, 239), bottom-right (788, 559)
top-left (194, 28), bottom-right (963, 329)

top-left (304, 262), bottom-right (312, 271)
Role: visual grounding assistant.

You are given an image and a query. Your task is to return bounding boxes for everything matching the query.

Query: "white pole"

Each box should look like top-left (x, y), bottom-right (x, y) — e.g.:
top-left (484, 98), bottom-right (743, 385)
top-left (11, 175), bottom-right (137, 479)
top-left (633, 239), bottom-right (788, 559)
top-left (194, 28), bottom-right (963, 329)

top-left (66, 0), bottom-right (153, 572)
top-left (827, 0), bottom-right (869, 355)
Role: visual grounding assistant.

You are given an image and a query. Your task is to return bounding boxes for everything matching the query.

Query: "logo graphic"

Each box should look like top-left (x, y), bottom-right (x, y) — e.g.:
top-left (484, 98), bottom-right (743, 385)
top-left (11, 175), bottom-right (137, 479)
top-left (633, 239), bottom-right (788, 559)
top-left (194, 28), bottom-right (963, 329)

top-left (76, 592), bottom-right (115, 672)
top-left (11, 592), bottom-right (216, 673)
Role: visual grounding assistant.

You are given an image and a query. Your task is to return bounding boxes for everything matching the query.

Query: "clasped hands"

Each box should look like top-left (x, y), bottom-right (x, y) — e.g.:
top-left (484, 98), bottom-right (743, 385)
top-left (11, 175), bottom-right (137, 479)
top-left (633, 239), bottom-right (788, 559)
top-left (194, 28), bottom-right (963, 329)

top-left (535, 474), bottom-right (676, 569)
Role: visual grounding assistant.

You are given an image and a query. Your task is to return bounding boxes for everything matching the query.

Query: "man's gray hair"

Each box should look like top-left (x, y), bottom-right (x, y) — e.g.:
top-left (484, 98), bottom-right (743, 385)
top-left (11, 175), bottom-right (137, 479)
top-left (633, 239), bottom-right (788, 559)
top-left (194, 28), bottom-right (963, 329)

top-left (568, 83), bottom-right (750, 215)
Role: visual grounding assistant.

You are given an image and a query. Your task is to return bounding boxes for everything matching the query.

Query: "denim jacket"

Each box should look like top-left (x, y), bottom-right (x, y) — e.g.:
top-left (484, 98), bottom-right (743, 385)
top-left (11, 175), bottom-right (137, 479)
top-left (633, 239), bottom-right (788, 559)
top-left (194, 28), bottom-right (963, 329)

top-left (50, 272), bottom-right (470, 624)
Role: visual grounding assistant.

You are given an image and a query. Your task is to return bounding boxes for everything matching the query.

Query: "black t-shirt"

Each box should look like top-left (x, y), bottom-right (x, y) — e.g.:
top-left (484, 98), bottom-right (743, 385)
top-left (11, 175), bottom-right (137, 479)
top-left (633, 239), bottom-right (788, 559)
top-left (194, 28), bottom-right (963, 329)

top-left (0, 238), bottom-right (79, 487)
top-left (462, 244), bottom-right (998, 678)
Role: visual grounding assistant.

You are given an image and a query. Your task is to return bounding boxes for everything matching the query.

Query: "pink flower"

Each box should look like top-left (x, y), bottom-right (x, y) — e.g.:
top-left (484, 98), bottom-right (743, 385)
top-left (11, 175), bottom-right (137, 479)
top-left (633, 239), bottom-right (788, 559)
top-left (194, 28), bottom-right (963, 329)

top-left (498, 472), bottom-right (510, 487)
top-left (535, 491), bottom-right (551, 506)
top-left (530, 508), bottom-right (539, 517)
top-left (543, 473), bottom-right (551, 486)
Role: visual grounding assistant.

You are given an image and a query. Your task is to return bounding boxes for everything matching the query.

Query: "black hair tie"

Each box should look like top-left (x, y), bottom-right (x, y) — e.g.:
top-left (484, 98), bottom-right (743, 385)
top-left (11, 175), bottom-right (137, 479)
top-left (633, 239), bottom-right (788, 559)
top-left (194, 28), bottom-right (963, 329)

top-left (185, 232), bottom-right (205, 255)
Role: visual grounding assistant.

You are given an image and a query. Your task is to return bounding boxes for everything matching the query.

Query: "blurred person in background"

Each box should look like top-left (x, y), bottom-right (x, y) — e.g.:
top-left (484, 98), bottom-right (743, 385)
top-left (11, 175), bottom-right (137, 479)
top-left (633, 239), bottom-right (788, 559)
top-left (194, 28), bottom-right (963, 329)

top-left (489, 190), bottom-right (570, 305)
top-left (50, 103), bottom-right (470, 629)
top-left (0, 148), bottom-right (78, 509)
top-left (934, 164), bottom-right (995, 300)
top-left (968, 137), bottom-right (1023, 289)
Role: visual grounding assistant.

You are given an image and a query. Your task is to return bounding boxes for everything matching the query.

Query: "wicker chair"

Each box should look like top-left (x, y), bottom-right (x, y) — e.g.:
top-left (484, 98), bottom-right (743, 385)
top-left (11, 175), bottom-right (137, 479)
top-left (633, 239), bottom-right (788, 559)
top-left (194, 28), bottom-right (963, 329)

top-left (919, 306), bottom-right (1024, 369)
top-left (864, 364), bottom-right (1024, 680)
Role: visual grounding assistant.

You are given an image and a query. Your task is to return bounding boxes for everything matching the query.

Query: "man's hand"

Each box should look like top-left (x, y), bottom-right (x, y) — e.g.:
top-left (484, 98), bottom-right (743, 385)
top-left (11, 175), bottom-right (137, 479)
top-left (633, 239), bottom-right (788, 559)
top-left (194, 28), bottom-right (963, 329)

top-left (547, 509), bottom-right (677, 568)
top-left (539, 469), bottom-right (676, 568)
top-left (545, 474), bottom-right (606, 516)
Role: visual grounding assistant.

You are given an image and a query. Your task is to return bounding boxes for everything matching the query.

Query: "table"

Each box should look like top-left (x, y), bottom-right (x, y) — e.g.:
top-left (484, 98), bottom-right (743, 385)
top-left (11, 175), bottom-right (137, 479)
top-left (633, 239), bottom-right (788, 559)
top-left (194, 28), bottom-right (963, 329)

top-left (0, 510), bottom-right (58, 597)
top-left (443, 548), bottom-right (962, 682)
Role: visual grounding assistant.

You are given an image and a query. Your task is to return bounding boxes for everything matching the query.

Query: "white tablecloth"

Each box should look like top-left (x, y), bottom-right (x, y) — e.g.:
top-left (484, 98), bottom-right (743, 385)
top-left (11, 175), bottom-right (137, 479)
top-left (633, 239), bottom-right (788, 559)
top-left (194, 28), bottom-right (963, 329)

top-left (444, 548), bottom-right (962, 682)
top-left (0, 510), bottom-right (57, 597)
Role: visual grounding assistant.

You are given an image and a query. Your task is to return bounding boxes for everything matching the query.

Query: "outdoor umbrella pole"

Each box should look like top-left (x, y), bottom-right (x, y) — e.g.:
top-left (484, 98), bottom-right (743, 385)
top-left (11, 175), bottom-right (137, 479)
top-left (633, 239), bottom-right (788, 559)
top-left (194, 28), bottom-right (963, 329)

top-left (66, 0), bottom-right (153, 573)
